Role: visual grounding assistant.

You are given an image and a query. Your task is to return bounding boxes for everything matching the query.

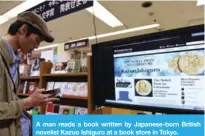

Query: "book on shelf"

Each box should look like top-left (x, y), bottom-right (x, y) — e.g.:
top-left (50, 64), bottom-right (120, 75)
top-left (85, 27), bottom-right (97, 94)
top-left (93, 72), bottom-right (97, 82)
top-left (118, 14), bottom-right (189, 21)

top-left (46, 82), bottom-right (55, 90)
top-left (81, 52), bottom-right (88, 72)
top-left (18, 81), bottom-right (25, 94)
top-left (74, 107), bottom-right (88, 115)
top-left (66, 60), bottom-right (75, 73)
top-left (18, 81), bottom-right (39, 95)
top-left (53, 62), bottom-right (68, 74)
top-left (23, 81), bottom-right (28, 94)
top-left (51, 50), bottom-right (88, 74)
top-left (59, 105), bottom-right (75, 114)
top-left (19, 64), bottom-right (32, 77)
top-left (45, 103), bottom-right (88, 115)
top-left (30, 58), bottom-right (40, 76)
top-left (46, 82), bottom-right (88, 97)
top-left (27, 82), bottom-right (38, 95)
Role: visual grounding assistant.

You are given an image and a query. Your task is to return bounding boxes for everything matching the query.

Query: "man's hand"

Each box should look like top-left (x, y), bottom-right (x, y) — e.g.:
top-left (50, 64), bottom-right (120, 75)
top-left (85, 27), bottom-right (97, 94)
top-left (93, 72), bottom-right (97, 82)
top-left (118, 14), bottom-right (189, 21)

top-left (23, 89), bottom-right (59, 109)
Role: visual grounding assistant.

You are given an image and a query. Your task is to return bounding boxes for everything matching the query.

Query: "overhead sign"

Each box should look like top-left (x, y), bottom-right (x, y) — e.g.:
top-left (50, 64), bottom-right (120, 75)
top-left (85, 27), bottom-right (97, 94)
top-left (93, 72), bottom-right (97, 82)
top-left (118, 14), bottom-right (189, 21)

top-left (64, 39), bottom-right (89, 50)
top-left (27, 0), bottom-right (93, 22)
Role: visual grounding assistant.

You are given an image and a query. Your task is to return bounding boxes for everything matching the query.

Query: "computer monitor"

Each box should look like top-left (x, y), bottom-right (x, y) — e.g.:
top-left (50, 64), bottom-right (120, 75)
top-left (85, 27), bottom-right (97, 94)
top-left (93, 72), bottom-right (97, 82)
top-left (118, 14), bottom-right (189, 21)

top-left (92, 24), bottom-right (204, 114)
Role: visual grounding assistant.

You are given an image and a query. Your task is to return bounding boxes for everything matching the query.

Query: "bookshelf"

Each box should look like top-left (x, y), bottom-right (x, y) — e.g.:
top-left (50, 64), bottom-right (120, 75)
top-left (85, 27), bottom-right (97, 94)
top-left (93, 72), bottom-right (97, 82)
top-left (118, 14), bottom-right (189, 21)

top-left (18, 56), bottom-right (95, 115)
top-left (62, 95), bottom-right (88, 100)
top-left (18, 55), bottom-right (132, 114)
top-left (20, 76), bottom-right (40, 80)
top-left (18, 62), bottom-right (53, 114)
top-left (33, 56), bottom-right (92, 114)
top-left (43, 73), bottom-right (88, 77)
top-left (40, 72), bottom-right (90, 114)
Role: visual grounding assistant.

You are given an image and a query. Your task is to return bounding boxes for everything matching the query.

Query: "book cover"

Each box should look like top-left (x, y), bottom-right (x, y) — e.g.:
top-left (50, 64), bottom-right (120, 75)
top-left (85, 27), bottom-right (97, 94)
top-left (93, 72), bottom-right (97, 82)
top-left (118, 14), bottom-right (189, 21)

top-left (27, 82), bottom-right (38, 94)
top-left (59, 105), bottom-right (74, 114)
top-left (46, 82), bottom-right (55, 90)
top-left (74, 107), bottom-right (88, 115)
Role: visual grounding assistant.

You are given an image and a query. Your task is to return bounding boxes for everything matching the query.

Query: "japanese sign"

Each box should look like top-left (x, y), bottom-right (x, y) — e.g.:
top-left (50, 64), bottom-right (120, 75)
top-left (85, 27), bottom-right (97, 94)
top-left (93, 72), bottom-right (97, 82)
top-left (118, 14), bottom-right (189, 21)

top-left (27, 0), bottom-right (93, 22)
top-left (64, 39), bottom-right (89, 50)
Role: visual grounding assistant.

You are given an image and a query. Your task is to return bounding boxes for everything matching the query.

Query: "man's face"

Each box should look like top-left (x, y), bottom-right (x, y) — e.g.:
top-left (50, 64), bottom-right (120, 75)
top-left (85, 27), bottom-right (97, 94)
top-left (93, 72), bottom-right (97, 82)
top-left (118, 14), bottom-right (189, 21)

top-left (18, 24), bottom-right (43, 53)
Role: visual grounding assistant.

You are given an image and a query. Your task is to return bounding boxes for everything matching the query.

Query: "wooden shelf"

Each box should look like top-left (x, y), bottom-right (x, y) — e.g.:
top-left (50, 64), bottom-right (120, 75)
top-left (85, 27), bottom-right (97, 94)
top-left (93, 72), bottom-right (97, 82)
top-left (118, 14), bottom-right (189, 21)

top-left (20, 76), bottom-right (40, 80)
top-left (62, 95), bottom-right (87, 100)
top-left (43, 72), bottom-right (88, 77)
top-left (17, 93), bottom-right (30, 97)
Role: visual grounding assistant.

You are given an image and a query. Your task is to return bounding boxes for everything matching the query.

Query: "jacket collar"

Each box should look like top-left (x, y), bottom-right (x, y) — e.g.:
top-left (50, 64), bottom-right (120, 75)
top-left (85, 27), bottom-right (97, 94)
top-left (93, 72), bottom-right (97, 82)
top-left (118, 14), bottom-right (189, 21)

top-left (0, 39), bottom-right (15, 66)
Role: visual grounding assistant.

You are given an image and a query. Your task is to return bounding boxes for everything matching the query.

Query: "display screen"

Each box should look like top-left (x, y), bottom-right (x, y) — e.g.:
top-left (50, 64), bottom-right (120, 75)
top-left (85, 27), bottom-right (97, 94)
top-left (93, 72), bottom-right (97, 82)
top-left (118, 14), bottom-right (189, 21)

top-left (106, 35), bottom-right (204, 112)
top-left (92, 24), bottom-right (204, 114)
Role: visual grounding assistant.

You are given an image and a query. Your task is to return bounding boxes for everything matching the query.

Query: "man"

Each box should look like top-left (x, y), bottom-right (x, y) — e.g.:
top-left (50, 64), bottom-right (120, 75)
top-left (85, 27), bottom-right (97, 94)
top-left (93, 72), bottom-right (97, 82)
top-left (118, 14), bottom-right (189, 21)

top-left (0, 12), bottom-right (58, 136)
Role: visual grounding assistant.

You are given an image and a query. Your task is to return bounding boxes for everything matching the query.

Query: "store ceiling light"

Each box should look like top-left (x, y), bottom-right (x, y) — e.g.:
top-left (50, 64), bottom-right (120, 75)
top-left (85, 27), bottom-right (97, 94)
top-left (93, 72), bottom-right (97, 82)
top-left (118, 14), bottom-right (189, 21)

top-left (88, 23), bottom-right (160, 39)
top-left (34, 44), bottom-right (58, 51)
top-left (197, 0), bottom-right (205, 6)
top-left (3, 0), bottom-right (45, 18)
top-left (86, 0), bottom-right (123, 27)
top-left (36, 23), bottom-right (160, 51)
top-left (0, 15), bottom-right (10, 25)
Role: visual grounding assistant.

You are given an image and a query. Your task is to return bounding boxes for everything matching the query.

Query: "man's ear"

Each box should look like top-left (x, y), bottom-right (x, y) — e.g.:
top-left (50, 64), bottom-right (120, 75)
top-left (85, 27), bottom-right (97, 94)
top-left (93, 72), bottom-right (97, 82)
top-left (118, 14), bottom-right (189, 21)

top-left (18, 24), bottom-right (28, 36)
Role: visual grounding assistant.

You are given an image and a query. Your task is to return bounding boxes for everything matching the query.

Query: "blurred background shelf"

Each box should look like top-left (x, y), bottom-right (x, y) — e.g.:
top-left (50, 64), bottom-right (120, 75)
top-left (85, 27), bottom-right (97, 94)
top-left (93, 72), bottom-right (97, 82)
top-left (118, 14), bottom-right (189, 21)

top-left (62, 95), bottom-right (88, 100)
top-left (20, 76), bottom-right (40, 80)
top-left (42, 72), bottom-right (88, 77)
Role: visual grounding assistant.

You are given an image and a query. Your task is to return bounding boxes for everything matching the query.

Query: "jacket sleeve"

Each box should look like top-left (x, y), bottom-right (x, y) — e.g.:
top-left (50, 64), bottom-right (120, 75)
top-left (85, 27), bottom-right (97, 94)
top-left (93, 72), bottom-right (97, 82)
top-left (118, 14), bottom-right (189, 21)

top-left (0, 100), bottom-right (24, 121)
top-left (0, 56), bottom-right (24, 121)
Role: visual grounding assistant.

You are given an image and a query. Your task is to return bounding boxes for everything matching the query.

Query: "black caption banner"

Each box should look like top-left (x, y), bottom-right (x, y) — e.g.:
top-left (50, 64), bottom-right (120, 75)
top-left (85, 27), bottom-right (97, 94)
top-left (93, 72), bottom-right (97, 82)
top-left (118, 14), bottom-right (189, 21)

top-left (27, 0), bottom-right (93, 22)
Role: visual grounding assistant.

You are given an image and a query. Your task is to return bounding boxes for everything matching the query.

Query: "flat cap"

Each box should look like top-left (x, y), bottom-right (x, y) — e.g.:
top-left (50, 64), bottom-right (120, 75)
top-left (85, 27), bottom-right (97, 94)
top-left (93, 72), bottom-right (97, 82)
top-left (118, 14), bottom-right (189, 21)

top-left (17, 11), bottom-right (54, 43)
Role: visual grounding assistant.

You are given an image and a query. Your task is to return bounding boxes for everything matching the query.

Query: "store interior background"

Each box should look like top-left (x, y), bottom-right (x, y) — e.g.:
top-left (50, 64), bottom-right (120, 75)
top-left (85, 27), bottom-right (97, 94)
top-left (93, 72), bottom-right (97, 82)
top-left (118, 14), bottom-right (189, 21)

top-left (0, 1), bottom-right (204, 114)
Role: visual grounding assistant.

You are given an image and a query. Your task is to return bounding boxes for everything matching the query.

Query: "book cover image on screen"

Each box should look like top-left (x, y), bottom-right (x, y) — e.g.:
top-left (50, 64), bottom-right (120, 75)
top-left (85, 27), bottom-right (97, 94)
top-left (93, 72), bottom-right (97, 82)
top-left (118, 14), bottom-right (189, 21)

top-left (92, 24), bottom-right (204, 114)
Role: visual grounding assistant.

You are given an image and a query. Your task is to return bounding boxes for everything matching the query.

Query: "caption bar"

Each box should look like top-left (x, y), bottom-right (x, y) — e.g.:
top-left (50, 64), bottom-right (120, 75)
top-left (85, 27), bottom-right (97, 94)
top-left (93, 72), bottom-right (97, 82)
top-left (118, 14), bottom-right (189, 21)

top-left (33, 115), bottom-right (204, 136)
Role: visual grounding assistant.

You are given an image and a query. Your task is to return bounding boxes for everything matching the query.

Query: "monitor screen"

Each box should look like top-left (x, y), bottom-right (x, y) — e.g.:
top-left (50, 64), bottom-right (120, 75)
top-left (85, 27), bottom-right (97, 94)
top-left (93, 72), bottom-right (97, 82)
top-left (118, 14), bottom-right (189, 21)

top-left (92, 24), bottom-right (204, 114)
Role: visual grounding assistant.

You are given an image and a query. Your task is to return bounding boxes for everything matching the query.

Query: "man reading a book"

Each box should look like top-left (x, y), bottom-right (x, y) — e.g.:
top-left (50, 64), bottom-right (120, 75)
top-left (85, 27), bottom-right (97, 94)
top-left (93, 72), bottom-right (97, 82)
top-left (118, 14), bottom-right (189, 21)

top-left (0, 12), bottom-right (58, 136)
